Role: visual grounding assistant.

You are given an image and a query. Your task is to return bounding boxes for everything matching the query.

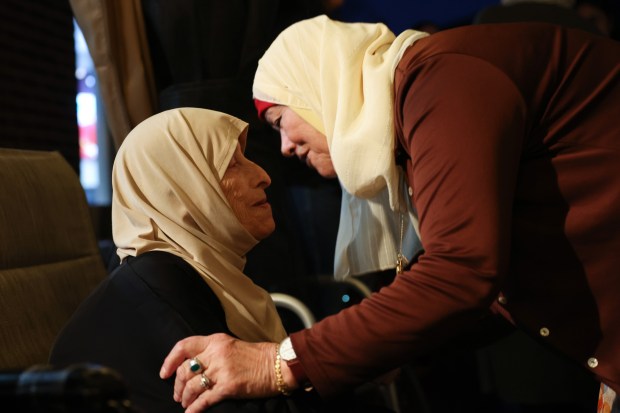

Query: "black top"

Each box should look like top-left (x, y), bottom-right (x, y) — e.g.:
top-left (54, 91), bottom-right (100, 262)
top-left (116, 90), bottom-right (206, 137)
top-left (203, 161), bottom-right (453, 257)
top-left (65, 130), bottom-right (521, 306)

top-left (50, 251), bottom-right (370, 413)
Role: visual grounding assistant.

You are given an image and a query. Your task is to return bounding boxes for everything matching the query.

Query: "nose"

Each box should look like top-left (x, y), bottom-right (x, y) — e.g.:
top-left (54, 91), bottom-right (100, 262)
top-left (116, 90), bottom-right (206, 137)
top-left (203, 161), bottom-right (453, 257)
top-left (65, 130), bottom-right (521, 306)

top-left (253, 162), bottom-right (271, 189)
top-left (280, 133), bottom-right (296, 157)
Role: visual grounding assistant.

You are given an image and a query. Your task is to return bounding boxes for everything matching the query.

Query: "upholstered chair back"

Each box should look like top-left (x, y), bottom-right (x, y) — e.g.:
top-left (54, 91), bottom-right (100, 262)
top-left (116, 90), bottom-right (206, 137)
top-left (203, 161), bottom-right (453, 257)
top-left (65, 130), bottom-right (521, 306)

top-left (0, 149), bottom-right (107, 370)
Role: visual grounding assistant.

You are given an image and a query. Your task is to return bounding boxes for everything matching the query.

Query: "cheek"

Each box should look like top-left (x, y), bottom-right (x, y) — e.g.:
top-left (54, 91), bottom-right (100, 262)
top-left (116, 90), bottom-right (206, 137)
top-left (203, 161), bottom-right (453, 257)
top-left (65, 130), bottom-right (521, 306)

top-left (309, 153), bottom-right (337, 178)
top-left (221, 179), bottom-right (247, 219)
top-left (220, 177), bottom-right (275, 239)
top-left (233, 202), bottom-right (276, 240)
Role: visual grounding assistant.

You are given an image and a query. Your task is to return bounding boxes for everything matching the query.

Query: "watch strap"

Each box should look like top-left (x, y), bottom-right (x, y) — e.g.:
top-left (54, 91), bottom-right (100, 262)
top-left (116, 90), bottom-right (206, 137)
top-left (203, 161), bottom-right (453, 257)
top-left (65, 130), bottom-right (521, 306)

top-left (285, 357), bottom-right (309, 387)
top-left (280, 338), bottom-right (312, 391)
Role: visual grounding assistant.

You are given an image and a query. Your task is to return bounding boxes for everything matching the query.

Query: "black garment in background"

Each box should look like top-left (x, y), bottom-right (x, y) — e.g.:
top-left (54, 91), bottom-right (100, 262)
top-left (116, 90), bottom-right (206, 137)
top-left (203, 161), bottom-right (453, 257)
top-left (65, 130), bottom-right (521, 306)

top-left (139, 1), bottom-right (342, 288)
top-left (49, 251), bottom-right (381, 413)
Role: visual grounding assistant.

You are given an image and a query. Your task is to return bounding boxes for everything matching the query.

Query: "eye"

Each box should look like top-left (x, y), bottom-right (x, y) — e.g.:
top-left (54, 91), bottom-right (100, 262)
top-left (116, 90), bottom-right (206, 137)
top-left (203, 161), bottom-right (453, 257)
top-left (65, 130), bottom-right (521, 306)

top-left (273, 116), bottom-right (281, 130)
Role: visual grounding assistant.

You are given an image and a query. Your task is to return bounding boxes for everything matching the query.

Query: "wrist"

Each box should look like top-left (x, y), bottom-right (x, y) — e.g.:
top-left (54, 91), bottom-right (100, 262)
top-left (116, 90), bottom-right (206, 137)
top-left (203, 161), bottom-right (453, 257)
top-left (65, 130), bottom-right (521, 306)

top-left (278, 355), bottom-right (299, 390)
top-left (274, 343), bottom-right (294, 396)
top-left (278, 337), bottom-right (312, 392)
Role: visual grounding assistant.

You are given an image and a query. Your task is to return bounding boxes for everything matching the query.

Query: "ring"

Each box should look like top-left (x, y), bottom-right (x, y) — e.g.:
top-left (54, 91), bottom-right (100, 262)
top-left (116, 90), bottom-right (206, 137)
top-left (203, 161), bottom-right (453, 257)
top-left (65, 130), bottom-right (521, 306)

top-left (200, 372), bottom-right (212, 389)
top-left (188, 357), bottom-right (203, 373)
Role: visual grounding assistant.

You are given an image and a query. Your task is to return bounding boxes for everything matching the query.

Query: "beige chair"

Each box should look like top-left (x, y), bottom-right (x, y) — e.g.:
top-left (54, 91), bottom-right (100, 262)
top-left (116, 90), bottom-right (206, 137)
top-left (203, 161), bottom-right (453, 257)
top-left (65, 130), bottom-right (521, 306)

top-left (0, 149), bottom-right (107, 370)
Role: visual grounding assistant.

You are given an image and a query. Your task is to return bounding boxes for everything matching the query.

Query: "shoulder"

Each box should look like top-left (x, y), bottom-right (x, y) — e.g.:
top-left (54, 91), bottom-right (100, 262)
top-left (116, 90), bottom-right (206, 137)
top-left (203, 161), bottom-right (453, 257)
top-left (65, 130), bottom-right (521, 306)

top-left (51, 251), bottom-right (231, 360)
top-left (120, 252), bottom-right (210, 298)
top-left (120, 252), bottom-right (226, 322)
top-left (122, 250), bottom-right (194, 275)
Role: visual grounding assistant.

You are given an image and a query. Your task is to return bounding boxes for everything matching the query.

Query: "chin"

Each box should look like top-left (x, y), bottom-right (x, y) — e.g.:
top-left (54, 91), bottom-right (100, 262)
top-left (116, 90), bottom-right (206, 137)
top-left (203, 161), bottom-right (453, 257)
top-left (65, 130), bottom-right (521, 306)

top-left (254, 228), bottom-right (275, 241)
top-left (311, 163), bottom-right (334, 178)
top-left (309, 157), bottom-right (337, 179)
top-left (317, 169), bottom-right (338, 179)
top-left (253, 220), bottom-right (276, 240)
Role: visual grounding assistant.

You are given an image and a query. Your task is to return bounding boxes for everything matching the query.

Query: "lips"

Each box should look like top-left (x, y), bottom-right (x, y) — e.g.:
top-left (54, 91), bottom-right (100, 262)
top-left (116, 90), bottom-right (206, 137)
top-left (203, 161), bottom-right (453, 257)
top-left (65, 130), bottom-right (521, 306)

top-left (253, 198), bottom-right (269, 207)
top-left (297, 152), bottom-right (313, 169)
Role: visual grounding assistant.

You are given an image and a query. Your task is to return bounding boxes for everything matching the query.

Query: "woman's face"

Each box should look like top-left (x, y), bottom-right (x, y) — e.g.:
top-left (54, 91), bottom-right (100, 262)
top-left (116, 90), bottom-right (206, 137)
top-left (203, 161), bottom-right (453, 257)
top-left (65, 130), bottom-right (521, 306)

top-left (220, 144), bottom-right (275, 240)
top-left (264, 106), bottom-right (336, 178)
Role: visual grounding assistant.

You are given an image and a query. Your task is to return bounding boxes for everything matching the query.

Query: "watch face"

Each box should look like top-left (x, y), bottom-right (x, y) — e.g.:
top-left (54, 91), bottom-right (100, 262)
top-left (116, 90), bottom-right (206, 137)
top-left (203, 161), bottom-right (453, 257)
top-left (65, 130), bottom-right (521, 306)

top-left (280, 338), bottom-right (297, 361)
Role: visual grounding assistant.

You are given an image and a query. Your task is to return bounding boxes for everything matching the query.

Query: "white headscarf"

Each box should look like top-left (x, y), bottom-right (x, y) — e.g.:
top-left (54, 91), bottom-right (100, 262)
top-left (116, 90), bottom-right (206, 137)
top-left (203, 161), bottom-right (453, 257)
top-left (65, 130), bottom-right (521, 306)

top-left (253, 16), bottom-right (427, 277)
top-left (112, 108), bottom-right (286, 342)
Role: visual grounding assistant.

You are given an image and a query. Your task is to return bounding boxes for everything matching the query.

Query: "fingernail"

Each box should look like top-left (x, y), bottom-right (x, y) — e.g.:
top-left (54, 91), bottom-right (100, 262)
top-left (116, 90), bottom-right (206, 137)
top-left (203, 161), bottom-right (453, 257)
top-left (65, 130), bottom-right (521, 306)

top-left (159, 367), bottom-right (166, 378)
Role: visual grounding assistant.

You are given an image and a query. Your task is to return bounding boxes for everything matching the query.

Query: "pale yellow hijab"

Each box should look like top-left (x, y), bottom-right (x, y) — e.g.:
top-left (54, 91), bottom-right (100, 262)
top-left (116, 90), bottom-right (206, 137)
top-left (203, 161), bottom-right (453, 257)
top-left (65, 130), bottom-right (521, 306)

top-left (253, 15), bottom-right (428, 210)
top-left (112, 108), bottom-right (286, 343)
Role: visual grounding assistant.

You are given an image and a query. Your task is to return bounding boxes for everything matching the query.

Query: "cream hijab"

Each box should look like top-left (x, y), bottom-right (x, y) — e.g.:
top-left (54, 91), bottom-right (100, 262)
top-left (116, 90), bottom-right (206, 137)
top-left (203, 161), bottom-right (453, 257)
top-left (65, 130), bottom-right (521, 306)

top-left (254, 16), bottom-right (427, 277)
top-left (112, 108), bottom-right (286, 343)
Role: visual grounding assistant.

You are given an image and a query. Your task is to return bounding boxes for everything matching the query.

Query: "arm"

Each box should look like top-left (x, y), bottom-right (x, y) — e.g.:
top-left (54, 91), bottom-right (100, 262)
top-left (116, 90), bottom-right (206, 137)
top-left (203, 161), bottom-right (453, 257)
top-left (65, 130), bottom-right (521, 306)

top-left (293, 54), bottom-right (527, 395)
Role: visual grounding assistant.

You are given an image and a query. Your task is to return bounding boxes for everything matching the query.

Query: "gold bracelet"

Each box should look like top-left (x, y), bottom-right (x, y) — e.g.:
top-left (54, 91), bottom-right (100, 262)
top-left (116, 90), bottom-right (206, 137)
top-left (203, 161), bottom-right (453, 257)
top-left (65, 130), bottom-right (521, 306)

top-left (274, 343), bottom-right (291, 396)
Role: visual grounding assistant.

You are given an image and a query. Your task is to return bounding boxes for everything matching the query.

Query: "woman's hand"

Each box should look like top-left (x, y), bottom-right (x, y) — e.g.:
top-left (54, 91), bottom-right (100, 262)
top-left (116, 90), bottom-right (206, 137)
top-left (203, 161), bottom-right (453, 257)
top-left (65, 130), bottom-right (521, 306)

top-left (159, 333), bottom-right (278, 412)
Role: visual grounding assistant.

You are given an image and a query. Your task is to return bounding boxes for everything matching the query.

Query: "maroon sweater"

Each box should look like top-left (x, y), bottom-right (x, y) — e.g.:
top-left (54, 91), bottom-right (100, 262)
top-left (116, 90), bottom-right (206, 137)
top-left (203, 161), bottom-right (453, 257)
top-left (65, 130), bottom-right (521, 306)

top-left (291, 23), bottom-right (620, 396)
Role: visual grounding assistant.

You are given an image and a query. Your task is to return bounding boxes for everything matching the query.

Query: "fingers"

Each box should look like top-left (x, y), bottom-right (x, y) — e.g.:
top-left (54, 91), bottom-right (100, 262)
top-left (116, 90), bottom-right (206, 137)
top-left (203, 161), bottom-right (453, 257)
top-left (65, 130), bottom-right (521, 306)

top-left (183, 367), bottom-right (238, 413)
top-left (181, 340), bottom-right (278, 412)
top-left (173, 357), bottom-right (198, 402)
top-left (180, 371), bottom-right (214, 408)
top-left (185, 387), bottom-right (224, 413)
top-left (160, 334), bottom-right (234, 405)
top-left (160, 335), bottom-right (213, 379)
top-left (161, 334), bottom-right (278, 411)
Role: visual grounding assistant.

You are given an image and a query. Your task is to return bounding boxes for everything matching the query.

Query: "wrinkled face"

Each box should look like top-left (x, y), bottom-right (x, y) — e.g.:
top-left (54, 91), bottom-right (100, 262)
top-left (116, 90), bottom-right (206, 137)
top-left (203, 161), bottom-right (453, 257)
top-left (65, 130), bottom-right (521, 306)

top-left (264, 106), bottom-right (337, 178)
top-left (220, 144), bottom-right (275, 240)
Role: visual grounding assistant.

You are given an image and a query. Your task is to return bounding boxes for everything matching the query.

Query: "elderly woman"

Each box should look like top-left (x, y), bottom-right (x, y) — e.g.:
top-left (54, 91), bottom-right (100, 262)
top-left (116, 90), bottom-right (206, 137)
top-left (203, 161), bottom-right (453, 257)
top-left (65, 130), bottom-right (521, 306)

top-left (160, 15), bottom-right (620, 413)
top-left (50, 108), bottom-right (360, 413)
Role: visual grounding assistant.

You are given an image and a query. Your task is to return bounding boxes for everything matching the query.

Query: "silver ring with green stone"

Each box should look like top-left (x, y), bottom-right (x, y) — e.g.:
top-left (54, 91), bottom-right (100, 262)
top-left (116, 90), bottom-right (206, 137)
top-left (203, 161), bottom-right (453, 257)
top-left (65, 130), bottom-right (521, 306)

top-left (188, 357), bottom-right (203, 374)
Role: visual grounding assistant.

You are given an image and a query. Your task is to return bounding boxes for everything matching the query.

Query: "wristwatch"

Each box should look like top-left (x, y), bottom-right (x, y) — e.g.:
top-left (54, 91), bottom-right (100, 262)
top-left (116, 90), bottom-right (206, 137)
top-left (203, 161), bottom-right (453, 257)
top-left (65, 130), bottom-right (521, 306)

top-left (279, 337), bottom-right (312, 390)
